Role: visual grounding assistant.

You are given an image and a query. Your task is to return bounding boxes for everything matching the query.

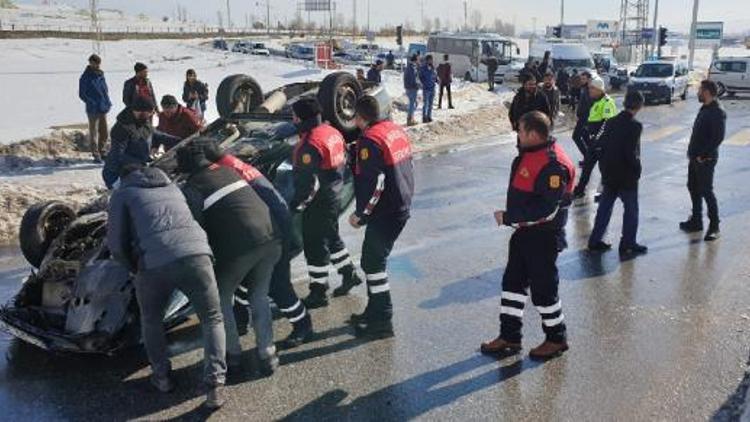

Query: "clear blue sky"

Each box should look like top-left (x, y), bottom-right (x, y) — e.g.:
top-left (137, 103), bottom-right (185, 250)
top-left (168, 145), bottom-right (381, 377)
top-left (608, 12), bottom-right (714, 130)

top-left (17, 0), bottom-right (750, 34)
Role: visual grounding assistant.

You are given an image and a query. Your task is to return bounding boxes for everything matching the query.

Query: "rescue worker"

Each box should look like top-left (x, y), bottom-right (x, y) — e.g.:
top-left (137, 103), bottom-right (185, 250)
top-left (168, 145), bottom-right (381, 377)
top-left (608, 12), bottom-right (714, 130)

top-left (348, 95), bottom-right (414, 338)
top-left (481, 111), bottom-right (575, 360)
top-left (508, 73), bottom-right (551, 132)
top-left (178, 141), bottom-right (282, 377)
top-left (200, 142), bottom-right (314, 349)
top-left (573, 75), bottom-right (617, 198)
top-left (290, 97), bottom-right (362, 308)
top-left (680, 79), bottom-right (726, 241)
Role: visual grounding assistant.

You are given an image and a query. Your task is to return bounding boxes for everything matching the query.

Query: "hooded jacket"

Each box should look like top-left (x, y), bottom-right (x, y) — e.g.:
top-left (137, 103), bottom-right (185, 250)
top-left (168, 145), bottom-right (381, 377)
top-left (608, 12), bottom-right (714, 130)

top-left (78, 66), bottom-right (112, 115)
top-left (107, 167), bottom-right (212, 272)
top-left (102, 108), bottom-right (153, 189)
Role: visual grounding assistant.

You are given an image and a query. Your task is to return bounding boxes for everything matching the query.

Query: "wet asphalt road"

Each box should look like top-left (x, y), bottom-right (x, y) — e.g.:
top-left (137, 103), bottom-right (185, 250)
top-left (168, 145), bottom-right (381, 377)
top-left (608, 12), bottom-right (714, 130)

top-left (1, 96), bottom-right (750, 421)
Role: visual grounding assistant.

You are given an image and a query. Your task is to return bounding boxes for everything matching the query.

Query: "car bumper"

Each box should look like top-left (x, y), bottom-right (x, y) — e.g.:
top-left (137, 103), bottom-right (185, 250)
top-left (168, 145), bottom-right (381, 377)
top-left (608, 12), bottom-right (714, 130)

top-left (628, 85), bottom-right (670, 100)
top-left (0, 307), bottom-right (97, 353)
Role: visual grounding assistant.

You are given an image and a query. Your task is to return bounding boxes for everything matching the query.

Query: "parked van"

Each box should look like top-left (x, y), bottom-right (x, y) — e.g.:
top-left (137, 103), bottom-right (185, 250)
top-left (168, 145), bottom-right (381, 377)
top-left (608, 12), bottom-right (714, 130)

top-left (627, 60), bottom-right (690, 104)
top-left (426, 33), bottom-right (519, 83)
top-left (528, 40), bottom-right (595, 73)
top-left (709, 57), bottom-right (750, 97)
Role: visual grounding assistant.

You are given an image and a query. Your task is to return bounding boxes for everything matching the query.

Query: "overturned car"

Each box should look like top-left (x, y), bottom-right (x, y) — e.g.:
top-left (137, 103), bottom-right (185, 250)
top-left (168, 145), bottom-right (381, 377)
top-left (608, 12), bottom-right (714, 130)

top-left (0, 72), bottom-right (391, 354)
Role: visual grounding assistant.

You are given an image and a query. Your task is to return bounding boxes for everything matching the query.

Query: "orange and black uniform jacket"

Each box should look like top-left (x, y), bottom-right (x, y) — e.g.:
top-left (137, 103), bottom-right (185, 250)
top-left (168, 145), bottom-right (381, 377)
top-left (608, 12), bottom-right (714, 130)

top-left (291, 119), bottom-right (346, 212)
top-left (504, 139), bottom-right (575, 229)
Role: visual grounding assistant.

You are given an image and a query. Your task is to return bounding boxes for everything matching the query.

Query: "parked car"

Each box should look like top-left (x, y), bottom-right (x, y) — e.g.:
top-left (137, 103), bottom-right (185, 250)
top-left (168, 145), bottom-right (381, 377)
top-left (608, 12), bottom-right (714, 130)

top-left (232, 40), bottom-right (251, 53)
top-left (627, 60), bottom-right (690, 104)
top-left (708, 56), bottom-right (750, 97)
top-left (0, 72), bottom-right (392, 354)
top-left (249, 42), bottom-right (271, 56)
top-left (290, 44), bottom-right (315, 61)
top-left (212, 39), bottom-right (228, 50)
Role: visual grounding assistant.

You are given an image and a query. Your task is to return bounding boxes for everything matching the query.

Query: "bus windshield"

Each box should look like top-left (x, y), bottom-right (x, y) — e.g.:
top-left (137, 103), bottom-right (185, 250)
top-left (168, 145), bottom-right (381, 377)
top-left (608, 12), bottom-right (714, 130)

top-left (481, 41), bottom-right (510, 60)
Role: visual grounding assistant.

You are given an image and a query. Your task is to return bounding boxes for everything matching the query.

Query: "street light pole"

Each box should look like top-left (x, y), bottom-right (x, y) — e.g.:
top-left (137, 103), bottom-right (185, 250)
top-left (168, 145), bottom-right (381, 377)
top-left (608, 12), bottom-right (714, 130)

top-left (560, 0), bottom-right (564, 26)
top-left (687, 0), bottom-right (699, 69)
top-left (651, 0), bottom-right (659, 58)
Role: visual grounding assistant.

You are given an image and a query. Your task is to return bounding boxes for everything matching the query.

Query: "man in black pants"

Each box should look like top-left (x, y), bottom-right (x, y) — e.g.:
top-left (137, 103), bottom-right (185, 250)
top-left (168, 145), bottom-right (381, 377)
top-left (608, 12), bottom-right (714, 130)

top-left (348, 96), bottom-right (415, 338)
top-left (571, 71), bottom-right (592, 161)
top-left (680, 80), bottom-right (726, 241)
top-left (481, 111), bottom-right (575, 360)
top-left (291, 97), bottom-right (362, 308)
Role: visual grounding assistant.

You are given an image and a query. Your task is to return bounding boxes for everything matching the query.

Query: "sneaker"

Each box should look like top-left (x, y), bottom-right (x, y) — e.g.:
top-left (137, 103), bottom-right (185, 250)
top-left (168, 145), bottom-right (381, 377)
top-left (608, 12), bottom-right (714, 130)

top-left (619, 243), bottom-right (648, 258)
top-left (479, 336), bottom-right (522, 356)
top-left (332, 271), bottom-right (363, 297)
top-left (529, 340), bottom-right (569, 360)
top-left (204, 385), bottom-right (226, 410)
top-left (278, 315), bottom-right (314, 350)
top-left (588, 241), bottom-right (612, 252)
top-left (354, 319), bottom-right (394, 339)
top-left (149, 373), bottom-right (175, 393)
top-left (258, 353), bottom-right (279, 377)
top-left (302, 287), bottom-right (329, 309)
top-left (704, 226), bottom-right (720, 241)
top-left (679, 217), bottom-right (703, 233)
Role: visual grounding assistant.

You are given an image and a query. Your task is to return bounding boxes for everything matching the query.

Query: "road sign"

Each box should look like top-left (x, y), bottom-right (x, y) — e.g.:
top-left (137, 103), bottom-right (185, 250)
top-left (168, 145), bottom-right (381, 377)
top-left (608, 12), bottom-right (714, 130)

top-left (304, 0), bottom-right (331, 12)
top-left (695, 21), bottom-right (723, 47)
top-left (641, 28), bottom-right (654, 40)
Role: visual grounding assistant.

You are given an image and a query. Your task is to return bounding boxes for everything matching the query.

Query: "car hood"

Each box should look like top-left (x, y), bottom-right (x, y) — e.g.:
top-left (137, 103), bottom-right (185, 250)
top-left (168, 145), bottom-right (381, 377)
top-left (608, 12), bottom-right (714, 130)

top-left (631, 77), bottom-right (673, 84)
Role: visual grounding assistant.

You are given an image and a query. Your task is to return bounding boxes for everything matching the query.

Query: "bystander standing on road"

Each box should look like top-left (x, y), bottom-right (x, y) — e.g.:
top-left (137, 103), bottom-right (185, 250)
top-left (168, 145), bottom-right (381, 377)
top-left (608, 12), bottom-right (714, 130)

top-left (367, 60), bottom-right (384, 84)
top-left (508, 73), bottom-right (551, 132)
top-left (182, 69), bottom-right (209, 120)
top-left (385, 50), bottom-right (395, 70)
top-left (403, 55), bottom-right (421, 126)
top-left (587, 91), bottom-right (648, 258)
top-left (484, 54), bottom-right (499, 92)
top-left (557, 67), bottom-right (570, 105)
top-left (419, 55), bottom-right (437, 124)
top-left (436, 54), bottom-right (454, 109)
top-left (679, 80), bottom-right (726, 241)
top-left (78, 54), bottom-right (111, 163)
top-left (542, 71), bottom-right (561, 128)
top-left (107, 163), bottom-right (226, 409)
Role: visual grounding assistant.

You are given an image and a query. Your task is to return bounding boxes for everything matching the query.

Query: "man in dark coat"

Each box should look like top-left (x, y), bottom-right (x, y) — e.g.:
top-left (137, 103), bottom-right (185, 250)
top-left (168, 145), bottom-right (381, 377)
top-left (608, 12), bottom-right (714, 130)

top-left (367, 60), bottom-right (384, 84)
top-left (123, 62), bottom-right (157, 110)
top-left (436, 54), bottom-right (454, 109)
top-left (680, 80), bottom-right (726, 241)
top-left (107, 163), bottom-right (226, 409)
top-left (571, 71), bottom-right (593, 159)
top-left (484, 55), bottom-right (499, 91)
top-left (102, 97), bottom-right (155, 189)
top-left (587, 91), bottom-right (648, 258)
top-left (508, 73), bottom-right (551, 132)
top-left (182, 68), bottom-right (209, 118)
top-left (78, 54), bottom-right (112, 162)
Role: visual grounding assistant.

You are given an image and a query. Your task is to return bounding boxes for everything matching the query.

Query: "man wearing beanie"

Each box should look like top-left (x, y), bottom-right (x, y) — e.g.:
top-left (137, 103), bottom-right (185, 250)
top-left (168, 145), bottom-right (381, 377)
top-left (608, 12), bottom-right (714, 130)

top-left (102, 97), bottom-right (155, 189)
top-left (290, 97), bottom-right (363, 309)
top-left (123, 62), bottom-right (157, 110)
top-left (154, 95), bottom-right (202, 152)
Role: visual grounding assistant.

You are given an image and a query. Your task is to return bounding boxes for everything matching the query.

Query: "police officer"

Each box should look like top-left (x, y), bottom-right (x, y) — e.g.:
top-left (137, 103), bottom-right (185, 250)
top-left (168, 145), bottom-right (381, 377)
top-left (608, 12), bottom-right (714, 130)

top-left (348, 95), bottom-right (415, 338)
top-left (481, 111), bottom-right (575, 360)
top-left (291, 97), bottom-right (362, 308)
top-left (573, 75), bottom-right (617, 198)
top-left (200, 142), bottom-right (314, 349)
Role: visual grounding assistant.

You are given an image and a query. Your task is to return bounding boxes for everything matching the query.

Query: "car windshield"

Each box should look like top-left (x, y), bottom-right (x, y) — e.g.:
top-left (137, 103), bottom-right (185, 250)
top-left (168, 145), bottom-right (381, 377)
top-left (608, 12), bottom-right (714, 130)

top-left (553, 58), bottom-right (595, 69)
top-left (635, 64), bottom-right (673, 78)
top-left (254, 44), bottom-right (265, 49)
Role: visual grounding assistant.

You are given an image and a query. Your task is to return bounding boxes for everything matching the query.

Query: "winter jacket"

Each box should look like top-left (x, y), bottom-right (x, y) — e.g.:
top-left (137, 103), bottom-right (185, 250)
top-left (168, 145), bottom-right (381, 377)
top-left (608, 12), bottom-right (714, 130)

top-left (483, 56), bottom-right (499, 74)
top-left (598, 111), bottom-right (643, 190)
top-left (367, 66), bottom-right (382, 84)
top-left (508, 88), bottom-right (551, 131)
top-left (103, 109), bottom-right (153, 189)
top-left (688, 100), bottom-right (726, 160)
top-left (403, 63), bottom-right (420, 91)
top-left (156, 105), bottom-right (202, 143)
top-left (182, 164), bottom-right (279, 261)
top-left (122, 76), bottom-right (156, 108)
top-left (78, 66), bottom-right (112, 115)
top-left (107, 167), bottom-right (212, 272)
top-left (419, 63), bottom-right (437, 91)
top-left (436, 62), bottom-right (452, 85)
top-left (576, 84), bottom-right (592, 120)
top-left (542, 85), bottom-right (561, 121)
top-left (182, 80), bottom-right (209, 111)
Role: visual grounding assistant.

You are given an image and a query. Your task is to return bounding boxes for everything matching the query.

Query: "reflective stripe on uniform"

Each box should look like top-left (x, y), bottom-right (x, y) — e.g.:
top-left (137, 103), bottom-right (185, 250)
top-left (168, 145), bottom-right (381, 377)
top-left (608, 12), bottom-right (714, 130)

top-left (369, 283), bottom-right (390, 294)
top-left (366, 272), bottom-right (388, 281)
top-left (500, 306), bottom-right (524, 318)
top-left (542, 314), bottom-right (565, 327)
top-left (280, 300), bottom-right (303, 313)
top-left (203, 180), bottom-right (247, 210)
top-left (501, 291), bottom-right (528, 304)
top-left (536, 301), bottom-right (562, 315)
top-left (330, 249), bottom-right (349, 260)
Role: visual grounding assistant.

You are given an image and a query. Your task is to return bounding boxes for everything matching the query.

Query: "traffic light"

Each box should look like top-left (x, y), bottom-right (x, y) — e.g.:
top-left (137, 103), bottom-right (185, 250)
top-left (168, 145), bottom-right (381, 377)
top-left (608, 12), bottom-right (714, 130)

top-left (552, 26), bottom-right (562, 38)
top-left (659, 26), bottom-right (668, 47)
top-left (396, 25), bottom-right (403, 46)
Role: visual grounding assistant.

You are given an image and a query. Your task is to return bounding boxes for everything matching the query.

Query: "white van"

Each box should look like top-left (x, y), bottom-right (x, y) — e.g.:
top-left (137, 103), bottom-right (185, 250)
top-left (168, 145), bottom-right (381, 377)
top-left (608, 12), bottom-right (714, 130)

top-left (627, 60), bottom-right (689, 104)
top-left (427, 33), bottom-right (520, 83)
top-left (709, 57), bottom-right (750, 97)
top-left (529, 41), bottom-right (595, 73)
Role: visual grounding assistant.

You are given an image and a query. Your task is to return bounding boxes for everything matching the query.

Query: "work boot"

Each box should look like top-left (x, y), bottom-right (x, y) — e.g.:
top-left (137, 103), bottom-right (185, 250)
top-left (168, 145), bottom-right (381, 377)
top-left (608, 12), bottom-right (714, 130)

top-left (448, 105), bottom-right (455, 109)
top-left (619, 243), bottom-right (648, 259)
top-left (480, 336), bottom-right (522, 356)
top-left (302, 285), bottom-right (329, 309)
top-left (679, 217), bottom-right (703, 233)
top-left (332, 270), bottom-right (363, 297)
top-left (588, 241), bottom-right (612, 252)
top-left (150, 372), bottom-right (175, 393)
top-left (704, 223), bottom-right (720, 241)
top-left (279, 314), bottom-right (314, 350)
top-left (204, 385), bottom-right (226, 410)
top-left (529, 340), bottom-right (569, 360)
top-left (257, 352), bottom-right (280, 378)
top-left (354, 318), bottom-right (394, 339)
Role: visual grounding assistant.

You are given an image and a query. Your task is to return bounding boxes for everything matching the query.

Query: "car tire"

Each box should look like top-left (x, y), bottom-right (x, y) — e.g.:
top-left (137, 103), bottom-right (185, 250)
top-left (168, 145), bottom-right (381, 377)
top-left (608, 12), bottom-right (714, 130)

top-left (716, 82), bottom-right (727, 97)
top-left (216, 74), bottom-right (264, 118)
top-left (19, 201), bottom-right (75, 268)
top-left (464, 72), bottom-right (473, 82)
top-left (318, 72), bottom-right (363, 140)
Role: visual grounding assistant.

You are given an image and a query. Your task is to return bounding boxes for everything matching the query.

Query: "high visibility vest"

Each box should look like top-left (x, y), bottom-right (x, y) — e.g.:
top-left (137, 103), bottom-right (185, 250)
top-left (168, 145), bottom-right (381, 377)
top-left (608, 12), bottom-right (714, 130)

top-left (588, 95), bottom-right (617, 123)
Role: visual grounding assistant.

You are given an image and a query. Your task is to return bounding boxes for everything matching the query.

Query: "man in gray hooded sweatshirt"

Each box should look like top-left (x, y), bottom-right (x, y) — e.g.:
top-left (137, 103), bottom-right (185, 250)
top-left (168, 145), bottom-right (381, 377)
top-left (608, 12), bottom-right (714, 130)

top-left (107, 163), bottom-right (227, 409)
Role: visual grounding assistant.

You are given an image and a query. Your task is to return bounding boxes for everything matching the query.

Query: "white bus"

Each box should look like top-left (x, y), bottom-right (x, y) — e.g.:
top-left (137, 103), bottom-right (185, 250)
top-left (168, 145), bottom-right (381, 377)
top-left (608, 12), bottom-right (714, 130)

top-left (427, 33), bottom-right (520, 83)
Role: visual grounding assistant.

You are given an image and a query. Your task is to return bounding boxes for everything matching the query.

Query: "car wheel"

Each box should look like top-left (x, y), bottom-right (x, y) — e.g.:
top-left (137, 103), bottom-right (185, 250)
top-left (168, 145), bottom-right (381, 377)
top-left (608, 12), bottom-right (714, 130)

top-left (716, 82), bottom-right (727, 97)
top-left (318, 72), bottom-right (363, 141)
top-left (216, 74), bottom-right (264, 118)
top-left (19, 201), bottom-right (75, 268)
top-left (464, 72), bottom-right (473, 82)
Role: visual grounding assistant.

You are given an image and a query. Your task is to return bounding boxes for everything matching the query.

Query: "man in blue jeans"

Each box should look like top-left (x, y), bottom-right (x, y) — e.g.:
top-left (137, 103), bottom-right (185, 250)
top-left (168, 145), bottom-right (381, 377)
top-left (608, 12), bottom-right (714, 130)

top-left (419, 54), bottom-right (437, 124)
top-left (403, 55), bottom-right (420, 126)
top-left (588, 91), bottom-right (648, 259)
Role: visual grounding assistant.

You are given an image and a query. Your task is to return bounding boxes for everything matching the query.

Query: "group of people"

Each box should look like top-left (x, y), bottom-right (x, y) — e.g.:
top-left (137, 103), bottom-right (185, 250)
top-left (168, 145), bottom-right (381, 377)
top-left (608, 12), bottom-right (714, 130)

top-left (403, 53), bottom-right (455, 126)
top-left (78, 55), bottom-right (209, 166)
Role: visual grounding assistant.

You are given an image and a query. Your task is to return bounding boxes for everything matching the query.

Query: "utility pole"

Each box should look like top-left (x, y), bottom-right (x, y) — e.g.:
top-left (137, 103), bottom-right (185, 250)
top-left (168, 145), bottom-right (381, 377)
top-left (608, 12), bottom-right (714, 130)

top-left (366, 0), bottom-right (370, 34)
top-left (560, 0), bottom-right (564, 26)
top-left (89, 0), bottom-right (101, 55)
top-left (225, 0), bottom-right (231, 29)
top-left (463, 1), bottom-right (467, 31)
top-left (687, 0), bottom-right (699, 69)
top-left (266, 0), bottom-right (271, 36)
top-left (420, 0), bottom-right (425, 32)
top-left (352, 0), bottom-right (357, 38)
top-left (651, 0), bottom-right (659, 58)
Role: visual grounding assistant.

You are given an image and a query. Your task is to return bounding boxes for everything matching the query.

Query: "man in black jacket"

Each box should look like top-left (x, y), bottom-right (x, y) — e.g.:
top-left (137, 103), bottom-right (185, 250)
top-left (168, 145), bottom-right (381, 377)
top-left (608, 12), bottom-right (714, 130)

top-left (680, 80), bottom-right (726, 241)
top-left (508, 74), bottom-right (551, 132)
top-left (123, 62), bottom-right (157, 110)
top-left (571, 71), bottom-right (593, 160)
top-left (587, 91), bottom-right (648, 258)
top-left (102, 97), bottom-right (155, 189)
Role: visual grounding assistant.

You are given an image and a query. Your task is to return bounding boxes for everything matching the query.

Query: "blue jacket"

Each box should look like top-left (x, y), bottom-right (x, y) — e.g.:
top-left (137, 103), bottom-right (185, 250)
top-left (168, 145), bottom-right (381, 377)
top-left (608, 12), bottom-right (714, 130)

top-left (403, 63), bottom-right (420, 91)
top-left (102, 108), bottom-right (153, 189)
top-left (78, 66), bottom-right (112, 115)
top-left (419, 63), bottom-right (437, 91)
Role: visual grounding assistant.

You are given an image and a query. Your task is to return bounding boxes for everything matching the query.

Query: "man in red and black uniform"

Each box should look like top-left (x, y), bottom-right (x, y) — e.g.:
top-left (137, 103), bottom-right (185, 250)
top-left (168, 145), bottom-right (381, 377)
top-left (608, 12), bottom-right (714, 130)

top-left (481, 111), bottom-right (575, 360)
top-left (348, 96), bottom-right (415, 338)
top-left (291, 97), bottom-right (362, 309)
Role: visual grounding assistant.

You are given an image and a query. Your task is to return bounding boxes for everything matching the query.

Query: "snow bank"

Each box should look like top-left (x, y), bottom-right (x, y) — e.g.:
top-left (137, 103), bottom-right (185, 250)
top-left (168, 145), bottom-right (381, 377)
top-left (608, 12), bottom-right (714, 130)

top-left (0, 129), bottom-right (91, 172)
